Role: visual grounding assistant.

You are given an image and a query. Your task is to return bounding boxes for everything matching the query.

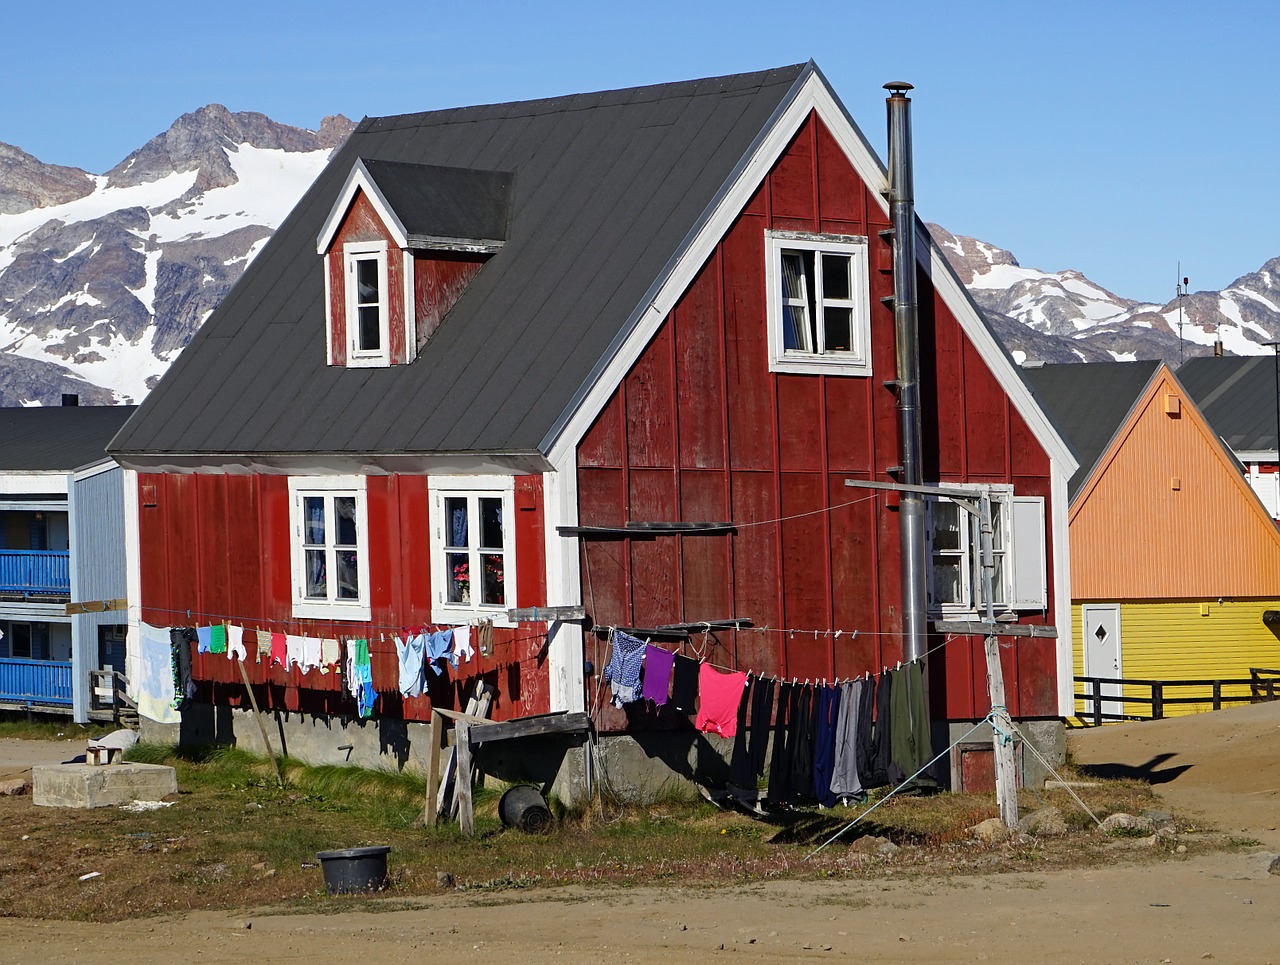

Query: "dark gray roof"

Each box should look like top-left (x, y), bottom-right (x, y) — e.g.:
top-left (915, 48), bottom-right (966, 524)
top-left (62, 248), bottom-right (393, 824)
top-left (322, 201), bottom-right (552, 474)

top-left (111, 64), bottom-right (811, 460)
top-left (1178, 355), bottom-right (1280, 453)
top-left (359, 159), bottom-right (512, 246)
top-left (1021, 361), bottom-right (1160, 500)
top-left (0, 406), bottom-right (137, 472)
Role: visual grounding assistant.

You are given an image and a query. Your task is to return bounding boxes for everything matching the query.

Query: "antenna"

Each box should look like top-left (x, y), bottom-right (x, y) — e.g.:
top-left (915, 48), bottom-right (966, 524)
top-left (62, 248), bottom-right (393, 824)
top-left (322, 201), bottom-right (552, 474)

top-left (1175, 265), bottom-right (1189, 364)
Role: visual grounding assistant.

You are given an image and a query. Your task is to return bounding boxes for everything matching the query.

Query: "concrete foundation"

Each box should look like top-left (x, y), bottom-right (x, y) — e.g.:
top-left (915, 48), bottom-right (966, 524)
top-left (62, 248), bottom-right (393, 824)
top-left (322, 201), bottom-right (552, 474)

top-left (139, 702), bottom-right (1065, 806)
top-left (33, 763), bottom-right (178, 809)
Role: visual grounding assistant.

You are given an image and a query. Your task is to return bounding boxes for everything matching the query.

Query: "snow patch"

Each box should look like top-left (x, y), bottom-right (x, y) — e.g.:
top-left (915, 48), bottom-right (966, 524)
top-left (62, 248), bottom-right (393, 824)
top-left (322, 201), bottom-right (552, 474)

top-left (1108, 350), bottom-right (1137, 361)
top-left (128, 250), bottom-right (162, 315)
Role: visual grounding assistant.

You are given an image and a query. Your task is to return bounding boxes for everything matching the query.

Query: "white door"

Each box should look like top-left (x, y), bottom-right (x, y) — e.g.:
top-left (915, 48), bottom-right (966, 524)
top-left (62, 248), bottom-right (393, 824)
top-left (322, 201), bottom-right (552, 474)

top-left (1081, 604), bottom-right (1122, 720)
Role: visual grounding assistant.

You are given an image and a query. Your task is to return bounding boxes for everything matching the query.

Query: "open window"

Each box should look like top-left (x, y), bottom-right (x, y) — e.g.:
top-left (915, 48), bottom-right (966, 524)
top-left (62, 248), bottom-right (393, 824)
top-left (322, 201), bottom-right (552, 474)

top-left (429, 476), bottom-right (515, 625)
top-left (287, 476), bottom-right (371, 621)
top-left (927, 490), bottom-right (1047, 614)
top-left (766, 230), bottom-right (871, 376)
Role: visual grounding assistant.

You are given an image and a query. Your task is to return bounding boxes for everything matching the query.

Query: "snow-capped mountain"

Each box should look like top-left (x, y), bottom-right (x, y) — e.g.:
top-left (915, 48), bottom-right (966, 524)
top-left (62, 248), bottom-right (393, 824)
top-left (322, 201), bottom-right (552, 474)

top-left (929, 223), bottom-right (1280, 365)
top-left (0, 106), bottom-right (353, 405)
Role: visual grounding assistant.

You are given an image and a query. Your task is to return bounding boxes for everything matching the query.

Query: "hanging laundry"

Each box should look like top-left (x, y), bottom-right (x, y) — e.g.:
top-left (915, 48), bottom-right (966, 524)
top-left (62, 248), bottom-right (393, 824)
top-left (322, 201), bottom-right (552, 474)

top-left (270, 632), bottom-right (287, 668)
top-left (890, 660), bottom-right (936, 791)
top-left (285, 634), bottom-right (306, 671)
top-left (168, 627), bottom-right (197, 710)
top-left (727, 674), bottom-right (755, 786)
top-left (811, 684), bottom-right (840, 807)
top-left (873, 667), bottom-right (900, 786)
top-left (196, 626), bottom-right (212, 654)
top-left (694, 663), bottom-right (748, 739)
top-left (137, 623), bottom-right (181, 724)
top-left (320, 638), bottom-right (340, 673)
top-left (226, 625), bottom-right (247, 662)
top-left (604, 630), bottom-right (645, 707)
top-left (768, 680), bottom-right (794, 805)
top-left (640, 644), bottom-right (675, 706)
top-left (255, 629), bottom-right (273, 662)
top-left (788, 684), bottom-right (816, 802)
top-left (396, 633), bottom-right (427, 697)
top-left (450, 625), bottom-right (475, 666)
top-left (669, 653), bottom-right (699, 713)
top-left (209, 625), bottom-right (227, 656)
top-left (301, 636), bottom-right (322, 673)
top-left (348, 639), bottom-right (376, 718)
top-left (747, 675), bottom-right (776, 781)
top-left (829, 679), bottom-right (864, 798)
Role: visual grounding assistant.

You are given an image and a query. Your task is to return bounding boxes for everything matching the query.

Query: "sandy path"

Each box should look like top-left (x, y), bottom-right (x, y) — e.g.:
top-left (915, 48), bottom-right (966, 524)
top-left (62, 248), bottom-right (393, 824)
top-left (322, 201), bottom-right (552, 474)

top-left (2, 705), bottom-right (1279, 963)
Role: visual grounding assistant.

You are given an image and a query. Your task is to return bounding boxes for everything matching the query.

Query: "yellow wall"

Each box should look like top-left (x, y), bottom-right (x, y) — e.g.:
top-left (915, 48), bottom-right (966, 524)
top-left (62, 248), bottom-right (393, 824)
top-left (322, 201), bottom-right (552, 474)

top-left (1072, 599), bottom-right (1280, 719)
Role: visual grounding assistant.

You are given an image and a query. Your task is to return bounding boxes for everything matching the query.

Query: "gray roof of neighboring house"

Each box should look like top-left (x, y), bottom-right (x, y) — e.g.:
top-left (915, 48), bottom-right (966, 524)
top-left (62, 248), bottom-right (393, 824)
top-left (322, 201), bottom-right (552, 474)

top-left (110, 63), bottom-right (812, 460)
top-left (1178, 354), bottom-right (1280, 453)
top-left (359, 159), bottom-right (513, 246)
top-left (1020, 361), bottom-right (1160, 500)
top-left (0, 406), bottom-right (137, 472)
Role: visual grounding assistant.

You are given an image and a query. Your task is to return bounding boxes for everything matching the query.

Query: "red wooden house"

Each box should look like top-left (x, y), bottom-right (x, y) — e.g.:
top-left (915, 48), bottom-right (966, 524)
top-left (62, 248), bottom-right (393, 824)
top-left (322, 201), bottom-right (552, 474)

top-left (110, 63), bottom-right (1076, 788)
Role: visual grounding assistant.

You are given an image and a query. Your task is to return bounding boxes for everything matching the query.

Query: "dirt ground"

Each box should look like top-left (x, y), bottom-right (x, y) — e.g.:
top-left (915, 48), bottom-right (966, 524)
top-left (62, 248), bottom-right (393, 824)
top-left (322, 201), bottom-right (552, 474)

top-left (3, 704), bottom-right (1279, 965)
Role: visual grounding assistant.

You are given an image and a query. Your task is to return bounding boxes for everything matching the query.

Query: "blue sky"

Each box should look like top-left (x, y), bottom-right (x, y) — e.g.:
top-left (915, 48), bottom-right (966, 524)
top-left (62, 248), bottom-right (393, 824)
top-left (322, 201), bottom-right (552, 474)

top-left (4, 0), bottom-right (1276, 303)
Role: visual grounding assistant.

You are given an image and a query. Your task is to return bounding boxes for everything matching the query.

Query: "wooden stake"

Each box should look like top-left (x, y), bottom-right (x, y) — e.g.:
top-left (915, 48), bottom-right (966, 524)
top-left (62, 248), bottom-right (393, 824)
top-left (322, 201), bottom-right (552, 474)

top-left (455, 720), bottom-right (474, 837)
top-left (235, 658), bottom-right (284, 788)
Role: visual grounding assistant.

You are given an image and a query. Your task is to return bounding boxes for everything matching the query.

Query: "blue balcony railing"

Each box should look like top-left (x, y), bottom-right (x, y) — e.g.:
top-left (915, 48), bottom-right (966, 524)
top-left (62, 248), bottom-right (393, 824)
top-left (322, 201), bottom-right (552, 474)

top-left (0, 657), bottom-right (73, 707)
top-left (0, 550), bottom-right (70, 595)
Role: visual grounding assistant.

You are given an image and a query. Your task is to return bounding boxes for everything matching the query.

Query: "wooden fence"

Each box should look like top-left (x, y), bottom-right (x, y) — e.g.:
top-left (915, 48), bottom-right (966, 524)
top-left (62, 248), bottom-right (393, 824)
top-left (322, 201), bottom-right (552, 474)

top-left (1073, 668), bottom-right (1280, 726)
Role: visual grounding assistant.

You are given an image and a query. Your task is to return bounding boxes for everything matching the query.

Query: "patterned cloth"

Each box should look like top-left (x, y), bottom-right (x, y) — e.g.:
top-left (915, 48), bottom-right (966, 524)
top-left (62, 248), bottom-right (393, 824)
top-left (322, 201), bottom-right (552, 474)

top-left (209, 625), bottom-right (227, 655)
top-left (255, 629), bottom-right (273, 661)
top-left (604, 630), bottom-right (646, 707)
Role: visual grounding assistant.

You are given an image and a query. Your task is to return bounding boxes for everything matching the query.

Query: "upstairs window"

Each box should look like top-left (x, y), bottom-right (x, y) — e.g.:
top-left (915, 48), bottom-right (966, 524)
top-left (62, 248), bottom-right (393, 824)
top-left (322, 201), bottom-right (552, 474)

top-left (927, 490), bottom-right (1047, 615)
top-left (288, 476), bottom-right (370, 621)
top-left (344, 241), bottom-right (389, 367)
top-left (766, 231), bottom-right (871, 376)
top-left (429, 476), bottom-right (515, 625)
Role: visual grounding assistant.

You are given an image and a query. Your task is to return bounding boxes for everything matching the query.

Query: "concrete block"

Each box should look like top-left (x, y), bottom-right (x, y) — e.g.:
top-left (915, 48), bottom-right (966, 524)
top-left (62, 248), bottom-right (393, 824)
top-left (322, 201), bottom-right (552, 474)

top-left (32, 763), bottom-right (178, 809)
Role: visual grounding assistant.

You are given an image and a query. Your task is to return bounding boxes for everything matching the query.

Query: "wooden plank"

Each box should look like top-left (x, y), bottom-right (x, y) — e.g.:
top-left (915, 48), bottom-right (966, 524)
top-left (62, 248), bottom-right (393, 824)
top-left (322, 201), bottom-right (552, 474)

top-left (424, 710), bottom-right (444, 826)
top-left (448, 685), bottom-right (492, 821)
top-left (506, 605), bottom-right (587, 622)
top-left (64, 598), bottom-right (128, 615)
top-left (467, 711), bottom-right (591, 745)
top-left (933, 620), bottom-right (1058, 639)
top-left (456, 720), bottom-right (474, 837)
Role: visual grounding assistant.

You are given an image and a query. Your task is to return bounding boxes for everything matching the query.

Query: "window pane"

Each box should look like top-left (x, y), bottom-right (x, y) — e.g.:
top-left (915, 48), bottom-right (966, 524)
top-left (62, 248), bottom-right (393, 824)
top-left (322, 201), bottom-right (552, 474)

top-left (447, 552), bottom-right (470, 603)
top-left (358, 305), bottom-right (381, 351)
top-left (990, 505), bottom-right (1006, 548)
top-left (304, 496), bottom-right (325, 546)
top-left (781, 251), bottom-right (816, 352)
top-left (481, 552), bottom-right (505, 606)
top-left (932, 558), bottom-right (962, 605)
top-left (932, 501), bottom-right (961, 551)
top-left (480, 497), bottom-right (504, 549)
top-left (305, 549), bottom-right (327, 598)
top-left (356, 258), bottom-right (379, 303)
top-left (824, 307), bottom-right (853, 352)
top-left (334, 496), bottom-right (357, 547)
top-left (822, 254), bottom-right (851, 300)
top-left (336, 550), bottom-right (359, 600)
top-left (445, 497), bottom-right (469, 548)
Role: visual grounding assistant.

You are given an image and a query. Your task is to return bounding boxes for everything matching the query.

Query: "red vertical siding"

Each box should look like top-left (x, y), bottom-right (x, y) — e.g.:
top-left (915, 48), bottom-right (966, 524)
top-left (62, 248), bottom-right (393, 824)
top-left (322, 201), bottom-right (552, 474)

top-left (574, 111), bottom-right (1060, 726)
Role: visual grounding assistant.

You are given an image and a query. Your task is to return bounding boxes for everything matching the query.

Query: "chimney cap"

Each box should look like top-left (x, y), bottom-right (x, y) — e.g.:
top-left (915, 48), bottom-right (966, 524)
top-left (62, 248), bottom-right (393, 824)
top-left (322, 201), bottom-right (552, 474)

top-left (883, 81), bottom-right (915, 94)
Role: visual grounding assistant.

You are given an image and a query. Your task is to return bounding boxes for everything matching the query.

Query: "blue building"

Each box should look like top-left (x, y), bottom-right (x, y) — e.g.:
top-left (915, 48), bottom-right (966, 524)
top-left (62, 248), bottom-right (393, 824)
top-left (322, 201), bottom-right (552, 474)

top-left (0, 402), bottom-right (135, 721)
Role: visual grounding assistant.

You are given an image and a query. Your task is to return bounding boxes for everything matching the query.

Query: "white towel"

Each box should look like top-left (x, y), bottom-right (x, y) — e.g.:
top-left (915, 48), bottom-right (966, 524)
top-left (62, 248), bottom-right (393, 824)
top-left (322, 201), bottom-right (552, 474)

top-left (301, 635), bottom-right (321, 673)
top-left (286, 634), bottom-right (306, 671)
top-left (451, 625), bottom-right (475, 664)
top-left (136, 622), bottom-right (181, 724)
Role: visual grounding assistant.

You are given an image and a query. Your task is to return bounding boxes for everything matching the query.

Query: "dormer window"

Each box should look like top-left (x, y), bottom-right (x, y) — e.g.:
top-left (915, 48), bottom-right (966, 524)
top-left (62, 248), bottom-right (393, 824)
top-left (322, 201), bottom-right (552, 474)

top-left (344, 241), bottom-right (390, 366)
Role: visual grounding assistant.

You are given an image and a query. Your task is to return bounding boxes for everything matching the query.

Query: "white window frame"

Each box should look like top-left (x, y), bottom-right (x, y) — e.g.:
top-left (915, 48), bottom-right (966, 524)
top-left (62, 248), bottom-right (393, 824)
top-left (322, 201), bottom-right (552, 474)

top-left (429, 475), bottom-right (516, 627)
top-left (926, 486), bottom-right (1047, 616)
top-left (287, 475), bottom-right (371, 621)
top-left (343, 240), bottom-right (390, 367)
top-left (765, 229), bottom-right (872, 377)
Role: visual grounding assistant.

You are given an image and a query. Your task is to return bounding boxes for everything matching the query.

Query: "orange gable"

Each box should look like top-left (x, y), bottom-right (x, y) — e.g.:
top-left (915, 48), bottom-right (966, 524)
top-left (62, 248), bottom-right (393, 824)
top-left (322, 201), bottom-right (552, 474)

top-left (1070, 365), bottom-right (1280, 598)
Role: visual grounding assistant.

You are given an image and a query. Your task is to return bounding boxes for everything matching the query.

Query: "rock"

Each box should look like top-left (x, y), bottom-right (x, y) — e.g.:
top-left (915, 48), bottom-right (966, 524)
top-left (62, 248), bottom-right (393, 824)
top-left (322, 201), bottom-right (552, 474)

top-left (436, 871), bottom-right (455, 889)
top-left (1099, 812), bottom-right (1155, 835)
top-left (876, 839), bottom-right (900, 857)
top-left (851, 834), bottom-right (893, 854)
top-left (1018, 806), bottom-right (1068, 837)
top-left (968, 818), bottom-right (1011, 844)
top-left (1143, 809), bottom-right (1175, 829)
top-left (0, 778), bottom-right (29, 796)
top-left (1268, 855), bottom-right (1280, 876)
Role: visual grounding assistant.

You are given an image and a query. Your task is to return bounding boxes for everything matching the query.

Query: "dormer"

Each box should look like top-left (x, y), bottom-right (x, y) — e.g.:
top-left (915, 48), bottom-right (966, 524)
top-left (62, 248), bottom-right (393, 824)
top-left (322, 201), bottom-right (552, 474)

top-left (316, 158), bottom-right (512, 367)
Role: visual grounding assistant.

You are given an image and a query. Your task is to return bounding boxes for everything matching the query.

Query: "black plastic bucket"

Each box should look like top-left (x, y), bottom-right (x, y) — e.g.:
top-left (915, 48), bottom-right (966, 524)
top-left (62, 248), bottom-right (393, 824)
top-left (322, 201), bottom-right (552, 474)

top-left (316, 845), bottom-right (391, 894)
top-left (498, 785), bottom-right (553, 834)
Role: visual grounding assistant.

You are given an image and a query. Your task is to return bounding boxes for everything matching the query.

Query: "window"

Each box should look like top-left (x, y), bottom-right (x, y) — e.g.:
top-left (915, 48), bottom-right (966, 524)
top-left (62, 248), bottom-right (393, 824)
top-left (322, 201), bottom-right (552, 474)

top-left (343, 241), bottom-right (389, 367)
top-left (288, 476), bottom-right (370, 620)
top-left (430, 476), bottom-right (515, 624)
top-left (926, 490), bottom-right (1046, 614)
top-left (765, 230), bottom-right (871, 376)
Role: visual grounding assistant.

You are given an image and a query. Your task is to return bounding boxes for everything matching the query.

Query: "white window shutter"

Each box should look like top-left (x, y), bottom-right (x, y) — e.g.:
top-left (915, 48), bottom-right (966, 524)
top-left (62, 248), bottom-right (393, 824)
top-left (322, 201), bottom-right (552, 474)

top-left (1009, 496), bottom-right (1047, 610)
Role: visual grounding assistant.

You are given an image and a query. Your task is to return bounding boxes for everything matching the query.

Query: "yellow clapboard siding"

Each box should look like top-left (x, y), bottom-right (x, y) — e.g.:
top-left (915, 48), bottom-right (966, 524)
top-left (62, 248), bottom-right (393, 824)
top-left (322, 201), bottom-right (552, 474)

top-left (1072, 600), bottom-right (1280, 718)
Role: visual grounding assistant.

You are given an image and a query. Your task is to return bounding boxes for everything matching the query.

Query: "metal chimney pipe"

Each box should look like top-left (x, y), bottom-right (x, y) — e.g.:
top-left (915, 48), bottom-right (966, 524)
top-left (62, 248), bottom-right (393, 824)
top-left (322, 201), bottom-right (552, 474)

top-left (885, 82), bottom-right (927, 664)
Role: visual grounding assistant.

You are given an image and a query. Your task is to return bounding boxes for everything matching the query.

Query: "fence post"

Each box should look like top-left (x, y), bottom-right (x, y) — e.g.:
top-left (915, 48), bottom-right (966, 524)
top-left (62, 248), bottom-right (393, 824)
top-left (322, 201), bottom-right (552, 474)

top-left (1092, 678), bottom-right (1103, 726)
top-left (1152, 682), bottom-right (1163, 720)
top-left (1212, 681), bottom-right (1222, 711)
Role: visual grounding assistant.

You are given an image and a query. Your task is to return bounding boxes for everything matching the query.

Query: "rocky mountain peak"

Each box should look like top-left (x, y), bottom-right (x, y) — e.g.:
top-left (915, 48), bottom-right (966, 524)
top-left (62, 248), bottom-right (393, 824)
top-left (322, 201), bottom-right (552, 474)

top-left (0, 142), bottom-right (94, 216)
